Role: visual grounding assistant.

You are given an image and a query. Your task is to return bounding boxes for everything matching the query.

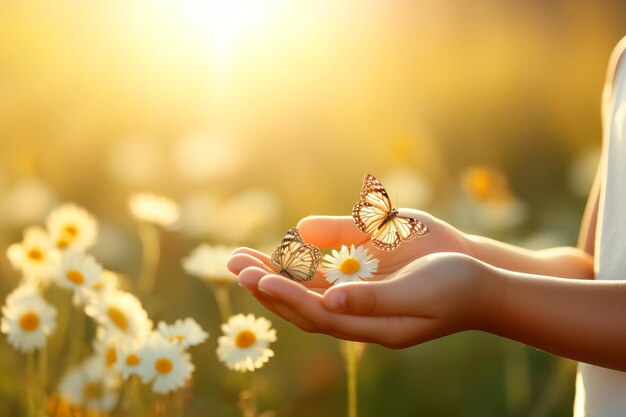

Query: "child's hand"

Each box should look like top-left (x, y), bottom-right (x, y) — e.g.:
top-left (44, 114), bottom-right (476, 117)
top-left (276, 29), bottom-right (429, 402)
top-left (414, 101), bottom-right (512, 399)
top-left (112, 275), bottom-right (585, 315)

top-left (228, 249), bottom-right (497, 347)
top-left (226, 211), bottom-right (492, 347)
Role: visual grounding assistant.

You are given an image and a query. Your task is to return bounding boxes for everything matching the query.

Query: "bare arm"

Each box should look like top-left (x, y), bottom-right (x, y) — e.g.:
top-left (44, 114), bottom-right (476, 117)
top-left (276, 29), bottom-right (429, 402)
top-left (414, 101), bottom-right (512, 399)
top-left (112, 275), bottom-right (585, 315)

top-left (483, 262), bottom-right (626, 371)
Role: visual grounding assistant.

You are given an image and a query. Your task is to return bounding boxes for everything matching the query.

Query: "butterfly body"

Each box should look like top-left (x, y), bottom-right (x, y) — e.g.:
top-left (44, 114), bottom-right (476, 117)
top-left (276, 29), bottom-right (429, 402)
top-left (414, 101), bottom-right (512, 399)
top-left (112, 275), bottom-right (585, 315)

top-left (352, 174), bottom-right (429, 251)
top-left (271, 228), bottom-right (321, 281)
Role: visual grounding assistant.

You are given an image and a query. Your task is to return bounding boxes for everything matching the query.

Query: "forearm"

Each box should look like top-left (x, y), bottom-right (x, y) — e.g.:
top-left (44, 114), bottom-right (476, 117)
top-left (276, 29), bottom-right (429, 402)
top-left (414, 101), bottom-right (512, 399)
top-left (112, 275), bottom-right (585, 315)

top-left (480, 266), bottom-right (626, 371)
top-left (466, 234), bottom-right (594, 279)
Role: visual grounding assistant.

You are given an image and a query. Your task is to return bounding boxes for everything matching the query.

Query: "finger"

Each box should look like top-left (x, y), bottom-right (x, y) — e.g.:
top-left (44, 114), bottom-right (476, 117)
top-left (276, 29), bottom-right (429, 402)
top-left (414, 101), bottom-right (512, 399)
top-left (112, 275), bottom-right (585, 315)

top-left (257, 276), bottom-right (433, 346)
top-left (297, 216), bottom-right (369, 248)
top-left (230, 247), bottom-right (331, 290)
top-left (322, 278), bottom-right (427, 316)
top-left (227, 253), bottom-right (272, 275)
top-left (230, 247), bottom-right (272, 267)
top-left (237, 267), bottom-right (286, 318)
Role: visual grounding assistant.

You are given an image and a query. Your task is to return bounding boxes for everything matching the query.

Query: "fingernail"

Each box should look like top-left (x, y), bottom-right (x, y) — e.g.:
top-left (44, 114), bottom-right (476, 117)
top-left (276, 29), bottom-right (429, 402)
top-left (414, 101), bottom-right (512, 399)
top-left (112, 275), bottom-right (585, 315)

top-left (257, 279), bottom-right (276, 296)
top-left (325, 291), bottom-right (346, 312)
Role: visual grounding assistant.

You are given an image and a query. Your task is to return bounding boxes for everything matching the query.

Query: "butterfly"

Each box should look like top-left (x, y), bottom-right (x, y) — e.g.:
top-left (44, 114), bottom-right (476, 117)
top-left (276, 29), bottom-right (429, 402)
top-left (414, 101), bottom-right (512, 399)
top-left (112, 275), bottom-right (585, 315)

top-left (352, 173), bottom-right (429, 251)
top-left (271, 227), bottom-right (321, 281)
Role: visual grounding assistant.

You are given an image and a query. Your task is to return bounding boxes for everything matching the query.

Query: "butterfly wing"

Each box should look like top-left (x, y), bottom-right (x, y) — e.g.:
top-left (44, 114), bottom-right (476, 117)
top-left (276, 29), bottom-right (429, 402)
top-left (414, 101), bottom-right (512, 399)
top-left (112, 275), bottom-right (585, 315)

top-left (271, 228), bottom-right (321, 281)
top-left (353, 174), bottom-right (393, 234)
top-left (354, 174), bottom-right (430, 251)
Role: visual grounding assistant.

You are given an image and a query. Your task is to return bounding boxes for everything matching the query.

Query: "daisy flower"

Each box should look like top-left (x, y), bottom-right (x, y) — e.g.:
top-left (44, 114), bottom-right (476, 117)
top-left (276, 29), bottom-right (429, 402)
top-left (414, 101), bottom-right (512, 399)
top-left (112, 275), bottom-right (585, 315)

top-left (56, 249), bottom-right (103, 291)
top-left (58, 355), bottom-right (120, 413)
top-left (93, 328), bottom-right (126, 371)
top-left (321, 245), bottom-right (379, 284)
top-left (137, 335), bottom-right (195, 394)
top-left (46, 203), bottom-right (98, 250)
top-left (73, 269), bottom-right (120, 306)
top-left (115, 338), bottom-right (147, 380)
top-left (182, 244), bottom-right (238, 285)
top-left (157, 317), bottom-right (208, 348)
top-left (6, 226), bottom-right (61, 286)
top-left (216, 314), bottom-right (276, 373)
top-left (128, 192), bottom-right (179, 227)
top-left (85, 290), bottom-right (152, 342)
top-left (1, 285), bottom-right (57, 353)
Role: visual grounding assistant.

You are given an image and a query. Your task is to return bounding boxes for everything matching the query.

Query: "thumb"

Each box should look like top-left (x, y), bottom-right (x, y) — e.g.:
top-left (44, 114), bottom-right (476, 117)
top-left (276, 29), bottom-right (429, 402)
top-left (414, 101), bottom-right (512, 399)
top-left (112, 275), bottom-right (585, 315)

top-left (297, 216), bottom-right (368, 249)
top-left (322, 279), bottom-right (424, 316)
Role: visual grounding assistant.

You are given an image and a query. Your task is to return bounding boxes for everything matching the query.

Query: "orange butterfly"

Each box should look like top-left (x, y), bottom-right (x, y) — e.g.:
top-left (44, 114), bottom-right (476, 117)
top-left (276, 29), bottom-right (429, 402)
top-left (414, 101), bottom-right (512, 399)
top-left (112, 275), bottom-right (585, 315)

top-left (271, 228), bottom-right (321, 281)
top-left (352, 174), bottom-right (429, 251)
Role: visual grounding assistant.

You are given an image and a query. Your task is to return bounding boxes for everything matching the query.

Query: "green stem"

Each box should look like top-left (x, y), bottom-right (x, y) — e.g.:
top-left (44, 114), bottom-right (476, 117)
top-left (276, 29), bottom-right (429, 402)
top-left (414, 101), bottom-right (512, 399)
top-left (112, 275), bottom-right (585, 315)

top-left (346, 341), bottom-right (358, 417)
top-left (26, 351), bottom-right (36, 417)
top-left (137, 222), bottom-right (160, 294)
top-left (214, 285), bottom-right (233, 322)
top-left (37, 345), bottom-right (48, 416)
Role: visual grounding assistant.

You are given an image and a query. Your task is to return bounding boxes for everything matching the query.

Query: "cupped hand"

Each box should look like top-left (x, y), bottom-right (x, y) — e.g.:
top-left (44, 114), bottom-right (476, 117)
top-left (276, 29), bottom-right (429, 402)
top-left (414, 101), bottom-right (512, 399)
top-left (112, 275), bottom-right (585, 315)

top-left (226, 211), bottom-right (492, 348)
top-left (229, 209), bottom-right (472, 288)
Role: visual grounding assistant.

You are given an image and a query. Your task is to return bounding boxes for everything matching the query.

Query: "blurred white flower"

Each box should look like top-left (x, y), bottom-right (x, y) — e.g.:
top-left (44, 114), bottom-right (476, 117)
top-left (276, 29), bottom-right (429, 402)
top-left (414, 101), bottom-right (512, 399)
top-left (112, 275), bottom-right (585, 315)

top-left (219, 188), bottom-right (280, 242)
top-left (86, 290), bottom-right (152, 342)
top-left (157, 317), bottom-right (208, 348)
top-left (57, 249), bottom-right (103, 291)
top-left (217, 314), bottom-right (276, 373)
top-left (182, 244), bottom-right (238, 285)
top-left (58, 355), bottom-right (120, 413)
top-left (93, 328), bottom-right (126, 370)
top-left (383, 167), bottom-right (433, 209)
top-left (0, 176), bottom-right (57, 228)
top-left (322, 245), bottom-right (379, 284)
top-left (128, 192), bottom-right (180, 227)
top-left (137, 335), bottom-right (195, 394)
top-left (106, 136), bottom-right (160, 186)
top-left (1, 285), bottom-right (57, 353)
top-left (173, 133), bottom-right (240, 181)
top-left (115, 338), bottom-right (147, 380)
top-left (456, 166), bottom-right (527, 231)
top-left (73, 270), bottom-right (120, 306)
top-left (179, 192), bottom-right (222, 238)
top-left (6, 226), bottom-right (61, 286)
top-left (46, 203), bottom-right (98, 251)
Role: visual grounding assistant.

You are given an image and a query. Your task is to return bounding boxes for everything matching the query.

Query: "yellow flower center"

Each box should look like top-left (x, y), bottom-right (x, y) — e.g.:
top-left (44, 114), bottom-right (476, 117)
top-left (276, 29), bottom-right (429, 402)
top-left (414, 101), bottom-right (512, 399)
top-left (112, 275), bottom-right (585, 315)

top-left (84, 382), bottom-right (102, 399)
top-left (56, 238), bottom-right (70, 249)
top-left (66, 269), bottom-right (85, 285)
top-left (235, 329), bottom-right (256, 349)
top-left (339, 258), bottom-right (361, 275)
top-left (126, 354), bottom-right (140, 366)
top-left (155, 358), bottom-right (173, 374)
top-left (63, 224), bottom-right (79, 237)
top-left (27, 248), bottom-right (44, 262)
top-left (107, 307), bottom-right (128, 331)
top-left (168, 335), bottom-right (185, 344)
top-left (106, 346), bottom-right (117, 368)
top-left (19, 311), bottom-right (40, 332)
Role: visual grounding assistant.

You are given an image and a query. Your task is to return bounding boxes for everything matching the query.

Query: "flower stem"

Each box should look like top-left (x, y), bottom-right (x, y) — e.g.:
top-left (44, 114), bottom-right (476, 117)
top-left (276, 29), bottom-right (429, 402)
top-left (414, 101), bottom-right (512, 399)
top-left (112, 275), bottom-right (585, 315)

top-left (27, 351), bottom-right (36, 417)
top-left (346, 341), bottom-right (358, 417)
top-left (137, 222), bottom-right (160, 294)
top-left (214, 285), bottom-right (233, 322)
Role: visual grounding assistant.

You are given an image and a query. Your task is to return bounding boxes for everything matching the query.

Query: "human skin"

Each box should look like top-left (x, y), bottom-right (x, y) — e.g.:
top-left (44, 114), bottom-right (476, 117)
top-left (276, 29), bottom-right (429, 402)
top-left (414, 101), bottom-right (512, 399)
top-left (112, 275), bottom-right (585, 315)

top-left (227, 36), bottom-right (626, 373)
top-left (228, 199), bottom-right (626, 373)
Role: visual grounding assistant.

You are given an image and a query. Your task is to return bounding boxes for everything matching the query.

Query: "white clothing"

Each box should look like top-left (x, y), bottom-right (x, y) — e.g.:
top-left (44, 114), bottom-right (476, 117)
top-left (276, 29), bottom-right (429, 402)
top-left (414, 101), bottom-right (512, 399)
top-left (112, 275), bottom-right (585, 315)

top-left (573, 42), bottom-right (626, 417)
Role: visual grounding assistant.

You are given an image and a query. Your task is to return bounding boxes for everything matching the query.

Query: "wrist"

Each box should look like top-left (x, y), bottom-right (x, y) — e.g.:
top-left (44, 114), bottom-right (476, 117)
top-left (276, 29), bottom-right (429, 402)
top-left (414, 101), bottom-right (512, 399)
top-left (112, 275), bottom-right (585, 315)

top-left (469, 260), bottom-right (507, 333)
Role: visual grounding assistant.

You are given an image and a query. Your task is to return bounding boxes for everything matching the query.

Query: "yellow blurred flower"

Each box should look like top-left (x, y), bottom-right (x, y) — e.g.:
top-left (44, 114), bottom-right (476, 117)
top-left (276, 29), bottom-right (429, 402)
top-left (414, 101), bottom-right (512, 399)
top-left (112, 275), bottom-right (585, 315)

top-left (58, 355), bottom-right (120, 413)
top-left (182, 244), bottom-right (238, 285)
top-left (6, 226), bottom-right (61, 286)
top-left (85, 290), bottom-right (152, 342)
top-left (1, 285), bottom-right (57, 353)
top-left (128, 192), bottom-right (180, 227)
top-left (46, 203), bottom-right (98, 251)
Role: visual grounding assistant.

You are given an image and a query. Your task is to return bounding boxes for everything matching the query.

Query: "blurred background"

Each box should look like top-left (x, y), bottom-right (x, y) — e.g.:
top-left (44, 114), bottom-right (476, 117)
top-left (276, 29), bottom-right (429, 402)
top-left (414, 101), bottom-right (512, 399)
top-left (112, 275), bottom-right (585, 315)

top-left (0, 0), bottom-right (624, 416)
